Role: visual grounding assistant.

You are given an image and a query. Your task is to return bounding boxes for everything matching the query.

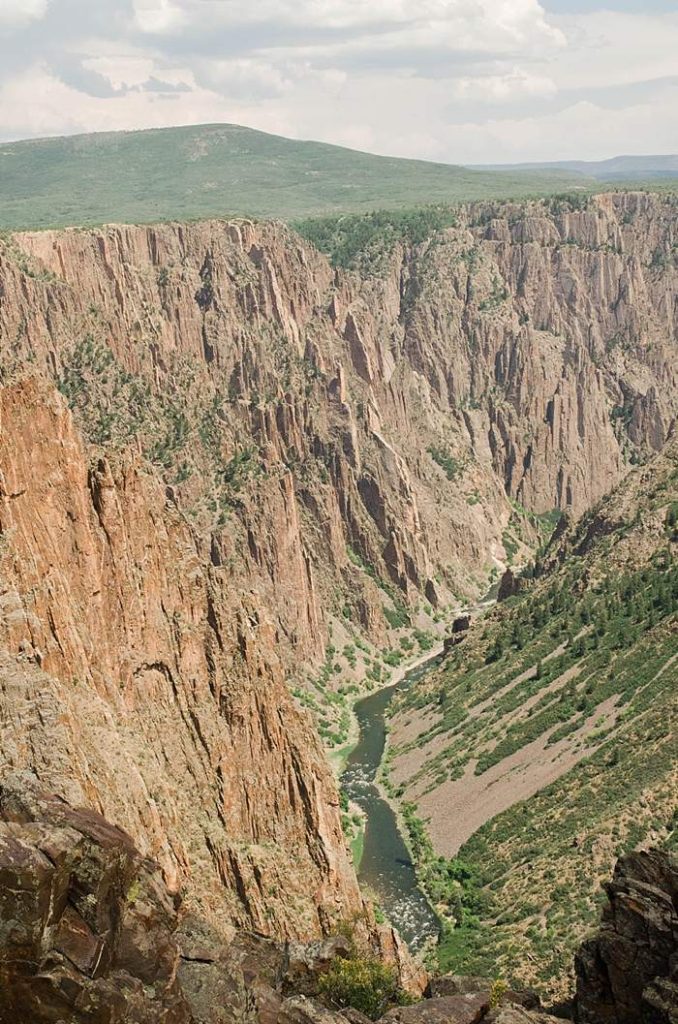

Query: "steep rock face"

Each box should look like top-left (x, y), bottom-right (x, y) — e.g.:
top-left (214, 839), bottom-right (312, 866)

top-left (574, 849), bottom-right (678, 1024)
top-left (0, 379), bottom-right (362, 939)
top-left (396, 192), bottom-right (676, 515)
top-left (0, 192), bottom-right (675, 949)
top-left (2, 193), bottom-right (673, 625)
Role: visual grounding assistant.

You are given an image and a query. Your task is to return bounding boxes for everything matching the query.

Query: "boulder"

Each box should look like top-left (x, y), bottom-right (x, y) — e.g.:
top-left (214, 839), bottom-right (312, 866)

top-left (428, 975), bottom-right (540, 1011)
top-left (380, 992), bottom-right (489, 1024)
top-left (278, 994), bottom-right (358, 1024)
top-left (574, 848), bottom-right (678, 1024)
top-left (428, 975), bottom-right (491, 998)
top-left (483, 1010), bottom-right (564, 1024)
top-left (177, 914), bottom-right (286, 1024)
top-left (0, 770), bottom-right (190, 1024)
top-left (282, 935), bottom-right (354, 995)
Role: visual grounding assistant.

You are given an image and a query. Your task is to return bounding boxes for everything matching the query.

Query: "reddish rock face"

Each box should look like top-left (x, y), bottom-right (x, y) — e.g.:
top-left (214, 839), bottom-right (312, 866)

top-left (0, 378), bottom-right (363, 942)
top-left (0, 194), bottom-right (675, 953)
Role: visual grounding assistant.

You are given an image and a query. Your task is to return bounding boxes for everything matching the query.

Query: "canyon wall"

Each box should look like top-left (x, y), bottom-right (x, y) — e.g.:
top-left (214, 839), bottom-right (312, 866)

top-left (0, 191), bottom-right (675, 941)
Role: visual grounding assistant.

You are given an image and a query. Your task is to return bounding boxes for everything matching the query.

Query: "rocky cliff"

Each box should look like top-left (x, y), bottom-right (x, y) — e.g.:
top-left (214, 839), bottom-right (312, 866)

top-left (3, 770), bottom-right (673, 1024)
top-left (0, 192), bottom-right (676, 948)
top-left (575, 849), bottom-right (678, 1023)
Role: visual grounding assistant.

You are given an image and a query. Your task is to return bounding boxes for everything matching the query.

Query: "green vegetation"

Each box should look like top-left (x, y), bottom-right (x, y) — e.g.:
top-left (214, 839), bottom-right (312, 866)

top-left (427, 446), bottom-right (466, 482)
top-left (319, 952), bottom-right (411, 1019)
top-left (296, 207), bottom-right (460, 273)
top-left (0, 123), bottom-right (597, 231)
top-left (389, 450), bottom-right (677, 998)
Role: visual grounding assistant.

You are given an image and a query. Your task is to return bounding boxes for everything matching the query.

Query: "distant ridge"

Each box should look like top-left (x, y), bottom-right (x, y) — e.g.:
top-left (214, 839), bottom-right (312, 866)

top-left (470, 153), bottom-right (678, 181)
top-left (0, 122), bottom-right (594, 230)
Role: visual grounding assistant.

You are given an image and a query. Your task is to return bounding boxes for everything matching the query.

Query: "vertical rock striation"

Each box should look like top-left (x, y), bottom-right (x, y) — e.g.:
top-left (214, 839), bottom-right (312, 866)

top-left (0, 192), bottom-right (675, 944)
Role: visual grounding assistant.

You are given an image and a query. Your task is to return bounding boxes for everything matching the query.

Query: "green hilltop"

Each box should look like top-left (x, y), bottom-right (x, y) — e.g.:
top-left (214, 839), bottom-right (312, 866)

top-left (0, 122), bottom-right (594, 230)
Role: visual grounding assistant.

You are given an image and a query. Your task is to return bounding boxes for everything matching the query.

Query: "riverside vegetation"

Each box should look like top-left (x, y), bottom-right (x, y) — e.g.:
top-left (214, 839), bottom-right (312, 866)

top-left (387, 442), bottom-right (678, 999)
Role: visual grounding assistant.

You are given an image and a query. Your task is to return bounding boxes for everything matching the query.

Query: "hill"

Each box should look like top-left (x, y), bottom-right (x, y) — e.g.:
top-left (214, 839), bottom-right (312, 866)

top-left (0, 123), bottom-right (593, 230)
top-left (473, 153), bottom-right (678, 182)
top-left (387, 441), bottom-right (678, 998)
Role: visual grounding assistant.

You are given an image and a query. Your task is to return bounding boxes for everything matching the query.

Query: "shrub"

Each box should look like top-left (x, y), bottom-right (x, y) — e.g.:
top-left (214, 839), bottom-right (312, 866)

top-left (384, 603), bottom-right (410, 629)
top-left (319, 955), bottom-right (408, 1020)
top-left (428, 446), bottom-right (464, 481)
top-left (490, 978), bottom-right (508, 1008)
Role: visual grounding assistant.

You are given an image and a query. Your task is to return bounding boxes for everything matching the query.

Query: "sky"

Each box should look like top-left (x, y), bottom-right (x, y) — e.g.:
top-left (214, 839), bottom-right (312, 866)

top-left (0, 0), bottom-right (676, 164)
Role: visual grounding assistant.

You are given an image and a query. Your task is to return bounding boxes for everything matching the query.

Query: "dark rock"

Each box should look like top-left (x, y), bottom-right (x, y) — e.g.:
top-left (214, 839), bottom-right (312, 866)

top-left (500, 989), bottom-right (542, 1011)
top-left (641, 971), bottom-right (678, 1023)
top-left (177, 916), bottom-right (286, 1024)
top-left (497, 569), bottom-right (522, 602)
top-left (0, 770), bottom-right (190, 1024)
top-left (443, 616), bottom-right (471, 654)
top-left (380, 992), bottom-right (489, 1024)
top-left (53, 904), bottom-right (105, 975)
top-left (574, 848), bottom-right (678, 1024)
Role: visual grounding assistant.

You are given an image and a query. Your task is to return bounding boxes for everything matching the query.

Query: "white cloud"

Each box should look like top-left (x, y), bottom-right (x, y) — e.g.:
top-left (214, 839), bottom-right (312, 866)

top-left (0, 1), bottom-right (676, 163)
top-left (0, 0), bottom-right (49, 30)
top-left (451, 69), bottom-right (558, 103)
top-left (132, 0), bottom-right (186, 35)
top-left (196, 59), bottom-right (292, 100)
top-left (547, 10), bottom-right (678, 90)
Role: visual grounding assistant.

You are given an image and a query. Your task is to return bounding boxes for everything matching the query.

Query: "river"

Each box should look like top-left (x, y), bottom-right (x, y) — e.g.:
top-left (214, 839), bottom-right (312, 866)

top-left (340, 651), bottom-right (443, 951)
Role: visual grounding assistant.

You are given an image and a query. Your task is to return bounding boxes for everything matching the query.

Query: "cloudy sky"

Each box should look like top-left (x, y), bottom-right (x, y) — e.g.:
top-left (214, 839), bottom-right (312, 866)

top-left (0, 0), bottom-right (676, 163)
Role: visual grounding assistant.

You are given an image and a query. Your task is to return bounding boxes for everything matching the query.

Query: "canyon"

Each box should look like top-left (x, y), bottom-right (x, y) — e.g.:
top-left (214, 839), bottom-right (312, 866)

top-left (0, 191), bottom-right (676, 1014)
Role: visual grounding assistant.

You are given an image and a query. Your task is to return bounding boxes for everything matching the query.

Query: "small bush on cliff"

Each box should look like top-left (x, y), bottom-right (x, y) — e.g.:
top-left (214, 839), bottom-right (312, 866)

top-left (319, 954), bottom-right (410, 1019)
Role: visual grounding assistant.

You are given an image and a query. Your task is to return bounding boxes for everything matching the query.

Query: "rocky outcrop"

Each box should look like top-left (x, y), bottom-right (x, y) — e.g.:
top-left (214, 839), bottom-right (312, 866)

top-left (0, 773), bottom-right (423, 1024)
top-left (574, 849), bottom-right (678, 1024)
top-left (443, 616), bottom-right (472, 654)
top-left (496, 570), bottom-right (525, 602)
top-left (0, 770), bottom-right (191, 1023)
top-left (382, 994), bottom-right (489, 1024)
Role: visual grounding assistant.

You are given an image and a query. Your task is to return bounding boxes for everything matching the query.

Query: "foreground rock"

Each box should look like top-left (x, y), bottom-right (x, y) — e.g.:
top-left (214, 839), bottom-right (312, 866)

top-left (575, 849), bottom-right (678, 1023)
top-left (382, 993), bottom-right (489, 1024)
top-left (0, 770), bottom-right (190, 1023)
top-left (7, 772), bottom-right (673, 1024)
top-left (0, 773), bottom-right (423, 1024)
